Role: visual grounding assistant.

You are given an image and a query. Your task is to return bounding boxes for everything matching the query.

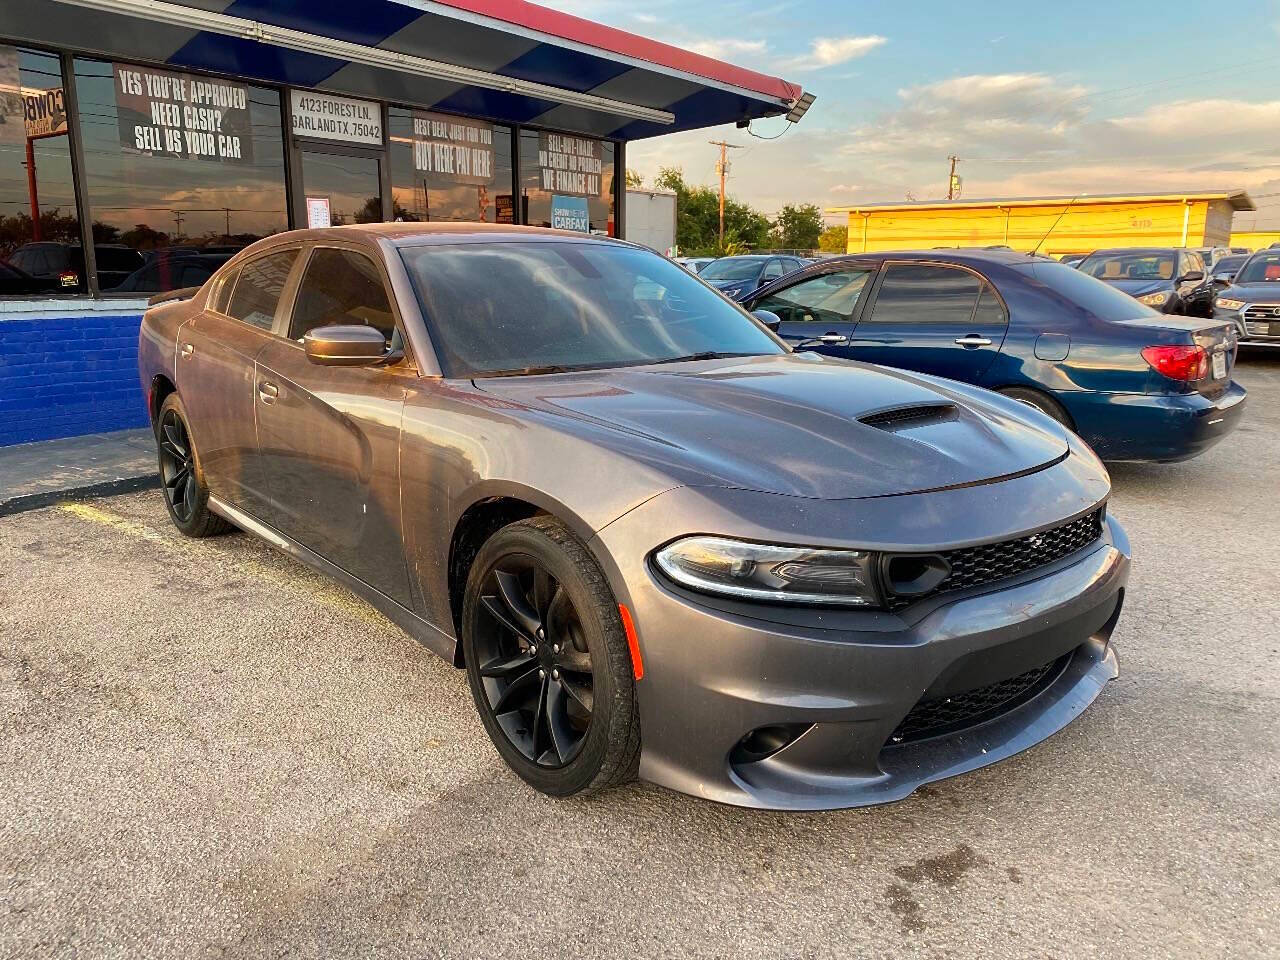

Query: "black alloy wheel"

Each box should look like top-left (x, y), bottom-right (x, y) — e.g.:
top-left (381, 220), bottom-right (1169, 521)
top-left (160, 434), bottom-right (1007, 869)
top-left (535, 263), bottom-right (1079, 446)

top-left (158, 408), bottom-right (197, 523)
top-left (473, 555), bottom-right (595, 768)
top-left (154, 393), bottom-right (231, 538)
top-left (462, 516), bottom-right (639, 796)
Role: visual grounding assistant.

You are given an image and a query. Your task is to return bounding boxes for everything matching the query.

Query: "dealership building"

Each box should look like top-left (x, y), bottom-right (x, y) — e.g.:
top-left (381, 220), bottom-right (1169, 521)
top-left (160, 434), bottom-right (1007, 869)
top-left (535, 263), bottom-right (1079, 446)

top-left (0, 0), bottom-right (808, 446)
top-left (827, 190), bottom-right (1257, 260)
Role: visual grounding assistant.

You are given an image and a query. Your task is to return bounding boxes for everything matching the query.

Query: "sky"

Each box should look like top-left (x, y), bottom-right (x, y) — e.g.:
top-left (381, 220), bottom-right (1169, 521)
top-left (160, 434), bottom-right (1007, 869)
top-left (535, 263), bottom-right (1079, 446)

top-left (550, 0), bottom-right (1280, 227)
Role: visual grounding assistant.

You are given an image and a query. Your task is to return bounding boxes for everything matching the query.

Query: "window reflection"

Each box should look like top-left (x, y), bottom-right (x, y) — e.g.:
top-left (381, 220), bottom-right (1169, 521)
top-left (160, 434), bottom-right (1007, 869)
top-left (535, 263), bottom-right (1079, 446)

top-left (519, 130), bottom-right (615, 236)
top-left (71, 56), bottom-right (287, 294)
top-left (388, 107), bottom-right (513, 223)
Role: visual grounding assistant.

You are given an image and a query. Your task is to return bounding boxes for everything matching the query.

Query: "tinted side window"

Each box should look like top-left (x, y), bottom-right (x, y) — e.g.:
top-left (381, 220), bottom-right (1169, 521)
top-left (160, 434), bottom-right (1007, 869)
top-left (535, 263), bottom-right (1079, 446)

top-left (973, 284), bottom-right (1007, 326)
top-left (290, 248), bottom-right (395, 341)
top-left (762, 259), bottom-right (784, 281)
top-left (226, 251), bottom-right (298, 331)
top-left (867, 264), bottom-right (982, 324)
top-left (755, 269), bottom-right (874, 324)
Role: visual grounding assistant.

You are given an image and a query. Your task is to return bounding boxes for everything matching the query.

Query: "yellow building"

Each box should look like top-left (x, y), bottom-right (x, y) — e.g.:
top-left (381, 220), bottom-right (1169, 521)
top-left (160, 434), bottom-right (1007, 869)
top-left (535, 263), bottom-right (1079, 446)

top-left (826, 190), bottom-right (1255, 259)
top-left (1228, 230), bottom-right (1280, 252)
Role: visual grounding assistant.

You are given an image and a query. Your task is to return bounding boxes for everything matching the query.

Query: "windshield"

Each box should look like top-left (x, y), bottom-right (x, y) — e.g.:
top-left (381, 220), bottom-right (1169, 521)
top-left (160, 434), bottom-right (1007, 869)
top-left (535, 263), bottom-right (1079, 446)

top-left (1079, 252), bottom-right (1176, 282)
top-left (400, 241), bottom-right (786, 377)
top-left (700, 257), bottom-right (766, 281)
top-left (1234, 251), bottom-right (1280, 285)
top-left (1213, 256), bottom-right (1247, 277)
top-left (1018, 260), bottom-right (1160, 321)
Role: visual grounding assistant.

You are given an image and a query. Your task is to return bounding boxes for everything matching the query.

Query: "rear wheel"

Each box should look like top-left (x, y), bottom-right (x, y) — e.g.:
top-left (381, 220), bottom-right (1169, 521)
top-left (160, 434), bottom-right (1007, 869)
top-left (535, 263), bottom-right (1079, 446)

top-left (462, 516), bottom-right (640, 797)
top-left (155, 394), bottom-right (232, 538)
top-left (998, 386), bottom-right (1074, 430)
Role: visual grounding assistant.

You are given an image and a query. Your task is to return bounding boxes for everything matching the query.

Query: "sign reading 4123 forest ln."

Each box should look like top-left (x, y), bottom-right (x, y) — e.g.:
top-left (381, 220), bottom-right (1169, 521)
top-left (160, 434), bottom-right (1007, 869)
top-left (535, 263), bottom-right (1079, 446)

top-left (114, 63), bottom-right (252, 163)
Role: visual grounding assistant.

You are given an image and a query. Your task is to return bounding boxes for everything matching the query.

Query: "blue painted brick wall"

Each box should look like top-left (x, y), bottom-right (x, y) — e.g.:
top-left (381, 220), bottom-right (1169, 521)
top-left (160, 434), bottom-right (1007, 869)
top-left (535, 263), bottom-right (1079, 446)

top-left (0, 312), bottom-right (149, 446)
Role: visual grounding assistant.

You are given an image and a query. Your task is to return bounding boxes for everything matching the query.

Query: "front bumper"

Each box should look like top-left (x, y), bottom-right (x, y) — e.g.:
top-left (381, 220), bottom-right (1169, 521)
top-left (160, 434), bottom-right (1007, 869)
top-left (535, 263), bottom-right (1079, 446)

top-left (1214, 306), bottom-right (1280, 346)
top-left (591, 470), bottom-right (1129, 810)
top-left (1066, 381), bottom-right (1246, 462)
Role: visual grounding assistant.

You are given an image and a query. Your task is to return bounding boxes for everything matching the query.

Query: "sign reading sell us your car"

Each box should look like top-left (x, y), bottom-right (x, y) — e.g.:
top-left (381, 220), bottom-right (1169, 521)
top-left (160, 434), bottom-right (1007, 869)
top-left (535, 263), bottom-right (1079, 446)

top-left (290, 90), bottom-right (382, 146)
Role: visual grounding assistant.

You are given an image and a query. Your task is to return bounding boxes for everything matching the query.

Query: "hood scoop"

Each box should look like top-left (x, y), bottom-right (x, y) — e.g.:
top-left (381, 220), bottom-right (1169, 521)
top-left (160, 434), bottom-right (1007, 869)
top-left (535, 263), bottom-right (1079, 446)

top-left (859, 403), bottom-right (958, 432)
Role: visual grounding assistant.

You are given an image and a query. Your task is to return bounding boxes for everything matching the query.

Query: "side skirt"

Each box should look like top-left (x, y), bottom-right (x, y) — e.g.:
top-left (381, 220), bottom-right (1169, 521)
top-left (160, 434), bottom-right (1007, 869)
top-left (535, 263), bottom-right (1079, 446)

top-left (207, 495), bottom-right (459, 665)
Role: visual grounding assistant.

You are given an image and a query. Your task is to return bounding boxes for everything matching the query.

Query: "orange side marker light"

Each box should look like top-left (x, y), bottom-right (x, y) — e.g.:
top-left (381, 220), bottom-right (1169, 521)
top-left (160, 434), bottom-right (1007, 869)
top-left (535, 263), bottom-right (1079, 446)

top-left (618, 603), bottom-right (644, 680)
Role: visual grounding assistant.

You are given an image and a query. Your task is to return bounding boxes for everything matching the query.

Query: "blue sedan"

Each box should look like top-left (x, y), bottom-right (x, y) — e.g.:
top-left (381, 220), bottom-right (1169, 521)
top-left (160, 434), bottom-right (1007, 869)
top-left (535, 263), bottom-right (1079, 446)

top-left (742, 250), bottom-right (1246, 462)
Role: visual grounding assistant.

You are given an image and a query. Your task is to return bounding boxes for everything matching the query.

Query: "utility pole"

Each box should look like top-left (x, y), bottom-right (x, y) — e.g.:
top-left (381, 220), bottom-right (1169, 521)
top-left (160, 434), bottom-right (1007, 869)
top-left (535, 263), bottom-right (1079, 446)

top-left (709, 140), bottom-right (744, 250)
top-left (947, 155), bottom-right (960, 200)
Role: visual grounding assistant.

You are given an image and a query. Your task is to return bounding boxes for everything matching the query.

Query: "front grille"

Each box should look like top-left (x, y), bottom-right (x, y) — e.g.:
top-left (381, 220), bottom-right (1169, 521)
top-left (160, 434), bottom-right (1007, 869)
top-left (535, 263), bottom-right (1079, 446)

top-left (884, 509), bottom-right (1104, 612)
top-left (888, 653), bottom-right (1071, 744)
top-left (1241, 303), bottom-right (1280, 323)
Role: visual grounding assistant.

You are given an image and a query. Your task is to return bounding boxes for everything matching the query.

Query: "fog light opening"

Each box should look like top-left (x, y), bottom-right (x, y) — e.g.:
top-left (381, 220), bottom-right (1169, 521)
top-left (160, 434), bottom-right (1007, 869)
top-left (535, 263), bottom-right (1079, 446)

top-left (730, 723), bottom-right (813, 765)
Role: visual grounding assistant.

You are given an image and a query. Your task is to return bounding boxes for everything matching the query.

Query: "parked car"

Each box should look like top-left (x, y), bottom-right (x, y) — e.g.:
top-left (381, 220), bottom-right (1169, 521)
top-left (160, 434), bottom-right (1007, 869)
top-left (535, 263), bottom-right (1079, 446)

top-left (674, 256), bottom-right (714, 274)
top-left (1210, 253), bottom-right (1249, 286)
top-left (1077, 247), bottom-right (1215, 317)
top-left (699, 254), bottom-right (807, 299)
top-left (1193, 246), bottom-right (1231, 271)
top-left (742, 249), bottom-right (1244, 462)
top-left (114, 253), bottom-right (232, 293)
top-left (0, 258), bottom-right (58, 296)
top-left (9, 242), bottom-right (146, 292)
top-left (1212, 248), bottom-right (1280, 347)
top-left (138, 224), bottom-right (1131, 810)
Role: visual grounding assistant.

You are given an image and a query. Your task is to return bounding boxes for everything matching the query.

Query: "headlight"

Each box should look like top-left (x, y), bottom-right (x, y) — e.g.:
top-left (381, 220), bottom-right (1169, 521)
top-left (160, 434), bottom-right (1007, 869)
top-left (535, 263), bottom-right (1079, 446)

top-left (653, 536), bottom-right (880, 606)
top-left (1215, 297), bottom-right (1246, 311)
top-left (1137, 291), bottom-right (1169, 306)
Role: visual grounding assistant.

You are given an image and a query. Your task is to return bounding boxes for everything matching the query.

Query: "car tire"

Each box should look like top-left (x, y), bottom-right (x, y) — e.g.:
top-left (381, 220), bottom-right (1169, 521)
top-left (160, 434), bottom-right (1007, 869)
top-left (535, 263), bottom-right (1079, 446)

top-left (998, 386), bottom-right (1075, 430)
top-left (155, 393), bottom-right (233, 538)
top-left (462, 515), bottom-right (640, 797)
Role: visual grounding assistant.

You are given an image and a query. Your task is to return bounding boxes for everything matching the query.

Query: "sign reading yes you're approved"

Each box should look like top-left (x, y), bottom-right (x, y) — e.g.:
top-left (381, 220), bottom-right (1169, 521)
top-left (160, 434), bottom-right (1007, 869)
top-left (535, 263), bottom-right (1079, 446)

top-left (114, 64), bottom-right (252, 163)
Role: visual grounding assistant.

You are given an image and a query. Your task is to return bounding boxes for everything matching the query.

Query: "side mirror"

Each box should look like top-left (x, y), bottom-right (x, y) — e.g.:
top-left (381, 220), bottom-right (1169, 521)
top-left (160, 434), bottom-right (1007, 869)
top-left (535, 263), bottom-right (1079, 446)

top-left (752, 309), bottom-right (782, 332)
top-left (1180, 270), bottom-right (1205, 282)
top-left (303, 324), bottom-right (392, 366)
top-left (1213, 275), bottom-right (1232, 286)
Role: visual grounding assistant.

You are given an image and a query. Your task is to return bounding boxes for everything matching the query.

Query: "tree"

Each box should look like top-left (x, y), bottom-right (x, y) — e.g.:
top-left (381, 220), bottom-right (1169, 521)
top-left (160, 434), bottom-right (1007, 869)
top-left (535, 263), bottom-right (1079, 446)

top-left (654, 166), bottom-right (773, 256)
top-left (625, 168), bottom-right (644, 188)
top-left (771, 203), bottom-right (823, 251)
top-left (819, 224), bottom-right (849, 253)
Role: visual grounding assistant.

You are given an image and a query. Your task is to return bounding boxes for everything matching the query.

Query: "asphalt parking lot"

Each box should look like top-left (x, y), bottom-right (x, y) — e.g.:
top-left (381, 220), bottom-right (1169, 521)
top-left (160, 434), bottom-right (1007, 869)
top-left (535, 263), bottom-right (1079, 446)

top-left (2, 356), bottom-right (1278, 960)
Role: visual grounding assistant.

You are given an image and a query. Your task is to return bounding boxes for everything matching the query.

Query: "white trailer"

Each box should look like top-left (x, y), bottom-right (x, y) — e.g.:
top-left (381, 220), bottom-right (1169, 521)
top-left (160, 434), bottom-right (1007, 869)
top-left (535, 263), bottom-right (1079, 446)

top-left (624, 189), bottom-right (677, 255)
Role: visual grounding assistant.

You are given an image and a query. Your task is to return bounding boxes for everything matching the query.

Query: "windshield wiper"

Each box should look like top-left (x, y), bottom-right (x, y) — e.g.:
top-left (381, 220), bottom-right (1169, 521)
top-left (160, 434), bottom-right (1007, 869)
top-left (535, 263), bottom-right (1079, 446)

top-left (648, 351), bottom-right (759, 365)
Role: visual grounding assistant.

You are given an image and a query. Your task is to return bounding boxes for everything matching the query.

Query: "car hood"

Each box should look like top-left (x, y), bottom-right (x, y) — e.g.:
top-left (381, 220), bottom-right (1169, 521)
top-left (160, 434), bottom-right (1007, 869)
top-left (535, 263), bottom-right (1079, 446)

top-left (1096, 278), bottom-right (1170, 296)
top-left (1222, 283), bottom-right (1280, 302)
top-left (472, 353), bottom-right (1069, 500)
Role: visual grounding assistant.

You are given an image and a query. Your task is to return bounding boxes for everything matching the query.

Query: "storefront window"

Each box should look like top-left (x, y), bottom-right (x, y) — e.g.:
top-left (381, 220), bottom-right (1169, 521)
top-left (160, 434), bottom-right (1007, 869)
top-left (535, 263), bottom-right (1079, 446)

top-left (519, 130), bottom-right (615, 235)
top-left (388, 107), bottom-right (513, 223)
top-left (0, 45), bottom-right (80, 296)
top-left (71, 57), bottom-right (288, 294)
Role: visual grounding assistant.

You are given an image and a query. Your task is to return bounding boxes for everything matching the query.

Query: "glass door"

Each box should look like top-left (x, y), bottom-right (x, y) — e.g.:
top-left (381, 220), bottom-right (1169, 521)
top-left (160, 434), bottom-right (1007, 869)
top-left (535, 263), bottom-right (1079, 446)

top-left (299, 149), bottom-right (383, 226)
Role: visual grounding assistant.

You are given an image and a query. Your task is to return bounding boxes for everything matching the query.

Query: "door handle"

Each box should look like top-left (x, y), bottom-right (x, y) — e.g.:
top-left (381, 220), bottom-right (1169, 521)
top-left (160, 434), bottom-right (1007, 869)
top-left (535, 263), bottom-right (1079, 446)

top-left (180, 342), bottom-right (194, 360)
top-left (954, 335), bottom-right (993, 347)
top-left (817, 333), bottom-right (850, 344)
top-left (258, 381), bottom-right (279, 405)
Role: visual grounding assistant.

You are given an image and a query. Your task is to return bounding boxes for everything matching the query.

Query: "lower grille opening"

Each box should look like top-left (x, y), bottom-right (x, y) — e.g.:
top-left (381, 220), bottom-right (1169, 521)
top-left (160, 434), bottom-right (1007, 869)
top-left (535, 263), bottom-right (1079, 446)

top-left (730, 723), bottom-right (813, 765)
top-left (887, 652), bottom-right (1073, 745)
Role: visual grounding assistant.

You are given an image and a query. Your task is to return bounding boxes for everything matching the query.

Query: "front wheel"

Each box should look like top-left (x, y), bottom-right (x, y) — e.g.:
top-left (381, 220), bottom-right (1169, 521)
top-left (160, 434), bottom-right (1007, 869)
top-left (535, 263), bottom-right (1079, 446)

top-left (462, 516), bottom-right (640, 797)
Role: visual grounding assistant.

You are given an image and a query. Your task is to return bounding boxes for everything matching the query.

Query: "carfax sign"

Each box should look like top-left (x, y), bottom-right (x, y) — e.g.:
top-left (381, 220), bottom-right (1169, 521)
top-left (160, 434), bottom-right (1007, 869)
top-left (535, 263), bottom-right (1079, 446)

top-left (551, 195), bottom-right (590, 232)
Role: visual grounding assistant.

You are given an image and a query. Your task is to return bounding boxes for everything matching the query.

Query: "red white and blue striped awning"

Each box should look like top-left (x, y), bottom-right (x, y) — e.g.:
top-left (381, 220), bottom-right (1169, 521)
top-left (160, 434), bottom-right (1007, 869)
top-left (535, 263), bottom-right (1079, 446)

top-left (8, 0), bottom-right (807, 139)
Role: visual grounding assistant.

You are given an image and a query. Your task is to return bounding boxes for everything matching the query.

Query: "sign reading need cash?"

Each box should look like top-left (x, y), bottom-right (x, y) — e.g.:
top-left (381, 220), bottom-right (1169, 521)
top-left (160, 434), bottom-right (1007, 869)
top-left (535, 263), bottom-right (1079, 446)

top-left (113, 63), bottom-right (252, 163)
top-left (538, 133), bottom-right (602, 197)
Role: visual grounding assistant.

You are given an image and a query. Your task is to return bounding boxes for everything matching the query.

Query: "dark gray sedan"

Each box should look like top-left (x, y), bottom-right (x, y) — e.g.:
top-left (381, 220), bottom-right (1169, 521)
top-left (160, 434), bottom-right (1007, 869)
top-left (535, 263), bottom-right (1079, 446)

top-left (137, 223), bottom-right (1129, 810)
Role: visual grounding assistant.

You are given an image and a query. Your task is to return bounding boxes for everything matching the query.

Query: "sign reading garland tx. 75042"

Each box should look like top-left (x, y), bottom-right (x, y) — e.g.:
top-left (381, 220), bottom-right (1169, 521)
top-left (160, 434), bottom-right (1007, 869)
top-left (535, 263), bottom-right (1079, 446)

top-left (113, 63), bottom-right (253, 163)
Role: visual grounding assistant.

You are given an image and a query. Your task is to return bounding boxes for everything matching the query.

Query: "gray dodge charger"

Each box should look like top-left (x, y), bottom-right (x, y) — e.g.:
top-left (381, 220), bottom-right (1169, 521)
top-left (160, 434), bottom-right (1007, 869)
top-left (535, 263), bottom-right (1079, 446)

top-left (138, 223), bottom-right (1130, 810)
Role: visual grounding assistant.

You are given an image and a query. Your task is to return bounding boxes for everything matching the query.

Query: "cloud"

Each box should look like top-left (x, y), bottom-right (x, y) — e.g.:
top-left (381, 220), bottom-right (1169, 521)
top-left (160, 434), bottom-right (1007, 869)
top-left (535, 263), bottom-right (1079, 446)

top-left (780, 34), bottom-right (886, 71)
top-left (684, 38), bottom-right (769, 59)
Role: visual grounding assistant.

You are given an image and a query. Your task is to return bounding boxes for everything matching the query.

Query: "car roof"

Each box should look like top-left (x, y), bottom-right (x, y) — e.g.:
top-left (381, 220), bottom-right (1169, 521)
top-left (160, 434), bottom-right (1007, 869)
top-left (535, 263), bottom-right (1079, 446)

top-left (282, 221), bottom-right (638, 250)
top-left (1085, 247), bottom-right (1185, 256)
top-left (815, 248), bottom-right (1050, 268)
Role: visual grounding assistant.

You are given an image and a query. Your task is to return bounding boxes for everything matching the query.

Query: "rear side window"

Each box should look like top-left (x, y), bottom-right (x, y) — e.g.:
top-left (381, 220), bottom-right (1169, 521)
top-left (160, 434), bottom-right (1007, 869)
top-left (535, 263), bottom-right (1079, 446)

top-left (289, 248), bottom-right (395, 341)
top-left (973, 284), bottom-right (1007, 326)
top-left (866, 264), bottom-right (982, 323)
top-left (762, 259), bottom-right (785, 281)
top-left (212, 268), bottom-right (239, 314)
top-left (226, 250), bottom-right (298, 331)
